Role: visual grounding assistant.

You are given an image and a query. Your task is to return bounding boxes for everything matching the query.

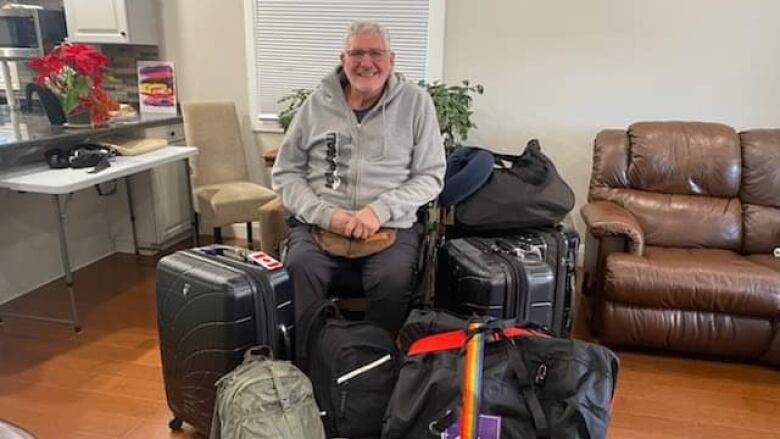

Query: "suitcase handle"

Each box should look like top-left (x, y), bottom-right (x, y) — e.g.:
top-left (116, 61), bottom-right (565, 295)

top-left (244, 345), bottom-right (273, 362)
top-left (198, 245), bottom-right (283, 271)
top-left (198, 244), bottom-right (250, 261)
top-left (491, 238), bottom-right (543, 261)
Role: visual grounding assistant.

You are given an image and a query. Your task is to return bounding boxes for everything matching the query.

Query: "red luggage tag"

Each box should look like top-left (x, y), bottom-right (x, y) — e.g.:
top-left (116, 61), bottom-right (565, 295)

top-left (247, 251), bottom-right (283, 271)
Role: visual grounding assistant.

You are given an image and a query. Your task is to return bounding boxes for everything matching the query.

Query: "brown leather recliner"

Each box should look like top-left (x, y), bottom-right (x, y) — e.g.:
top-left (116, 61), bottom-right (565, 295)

top-left (581, 121), bottom-right (780, 366)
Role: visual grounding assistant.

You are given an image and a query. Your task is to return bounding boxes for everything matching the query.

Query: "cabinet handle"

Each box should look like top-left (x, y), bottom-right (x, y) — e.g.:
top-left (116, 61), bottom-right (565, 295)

top-left (120, 31), bottom-right (127, 37)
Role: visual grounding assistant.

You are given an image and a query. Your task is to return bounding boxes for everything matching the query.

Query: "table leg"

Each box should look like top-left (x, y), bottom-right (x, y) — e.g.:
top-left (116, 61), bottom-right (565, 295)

top-left (182, 158), bottom-right (197, 247)
top-left (53, 194), bottom-right (81, 332)
top-left (124, 177), bottom-right (139, 255)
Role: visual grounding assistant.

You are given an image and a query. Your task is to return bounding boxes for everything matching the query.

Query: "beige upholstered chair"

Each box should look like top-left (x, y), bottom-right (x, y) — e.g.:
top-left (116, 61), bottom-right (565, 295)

top-left (182, 101), bottom-right (277, 248)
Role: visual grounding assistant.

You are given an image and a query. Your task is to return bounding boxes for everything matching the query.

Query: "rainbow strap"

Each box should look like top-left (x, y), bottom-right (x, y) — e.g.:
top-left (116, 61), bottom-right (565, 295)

top-left (460, 321), bottom-right (486, 439)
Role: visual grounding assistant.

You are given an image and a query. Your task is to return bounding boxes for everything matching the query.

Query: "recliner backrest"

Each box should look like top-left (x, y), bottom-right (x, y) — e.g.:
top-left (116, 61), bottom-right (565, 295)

top-left (589, 121), bottom-right (743, 251)
top-left (739, 129), bottom-right (780, 254)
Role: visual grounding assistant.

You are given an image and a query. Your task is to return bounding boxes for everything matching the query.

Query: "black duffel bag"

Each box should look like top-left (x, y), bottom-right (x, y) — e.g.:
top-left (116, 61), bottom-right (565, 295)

top-left (383, 311), bottom-right (619, 439)
top-left (454, 139), bottom-right (575, 231)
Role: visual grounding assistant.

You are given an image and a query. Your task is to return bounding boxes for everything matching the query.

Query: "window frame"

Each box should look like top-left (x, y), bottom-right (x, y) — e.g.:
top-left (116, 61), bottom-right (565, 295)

top-left (243, 0), bottom-right (446, 132)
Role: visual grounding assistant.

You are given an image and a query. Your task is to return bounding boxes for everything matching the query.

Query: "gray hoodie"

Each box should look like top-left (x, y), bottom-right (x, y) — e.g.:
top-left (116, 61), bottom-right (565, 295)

top-left (271, 67), bottom-right (446, 230)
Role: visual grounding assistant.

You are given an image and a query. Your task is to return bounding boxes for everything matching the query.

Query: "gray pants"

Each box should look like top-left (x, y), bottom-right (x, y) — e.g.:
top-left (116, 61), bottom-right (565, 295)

top-left (285, 223), bottom-right (422, 335)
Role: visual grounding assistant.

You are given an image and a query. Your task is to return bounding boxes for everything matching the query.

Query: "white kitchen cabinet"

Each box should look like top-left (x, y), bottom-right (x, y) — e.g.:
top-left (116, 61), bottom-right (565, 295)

top-left (64, 0), bottom-right (159, 45)
top-left (129, 123), bottom-right (193, 253)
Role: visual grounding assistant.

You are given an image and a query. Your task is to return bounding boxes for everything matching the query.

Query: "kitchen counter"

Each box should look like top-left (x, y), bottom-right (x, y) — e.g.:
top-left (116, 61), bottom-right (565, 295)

top-left (0, 107), bottom-right (183, 152)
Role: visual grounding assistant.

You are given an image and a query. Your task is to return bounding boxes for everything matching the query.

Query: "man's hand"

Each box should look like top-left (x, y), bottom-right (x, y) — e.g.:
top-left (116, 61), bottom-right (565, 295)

top-left (329, 209), bottom-right (354, 236)
top-left (344, 206), bottom-right (381, 240)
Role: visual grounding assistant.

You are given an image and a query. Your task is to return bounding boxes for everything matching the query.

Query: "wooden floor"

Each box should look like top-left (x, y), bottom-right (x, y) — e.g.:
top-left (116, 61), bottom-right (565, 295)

top-left (0, 252), bottom-right (779, 439)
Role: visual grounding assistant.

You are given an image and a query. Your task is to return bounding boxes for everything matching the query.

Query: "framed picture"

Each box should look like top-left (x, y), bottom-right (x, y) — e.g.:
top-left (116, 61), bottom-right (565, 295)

top-left (137, 61), bottom-right (177, 114)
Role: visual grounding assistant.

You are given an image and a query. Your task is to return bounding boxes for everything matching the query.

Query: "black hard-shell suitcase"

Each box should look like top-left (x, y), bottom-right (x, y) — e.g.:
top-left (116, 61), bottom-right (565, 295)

top-left (155, 245), bottom-right (294, 434)
top-left (436, 227), bottom-right (578, 337)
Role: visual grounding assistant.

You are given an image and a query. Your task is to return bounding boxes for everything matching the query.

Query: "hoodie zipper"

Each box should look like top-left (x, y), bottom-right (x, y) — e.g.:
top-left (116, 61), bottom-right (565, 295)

top-left (346, 83), bottom-right (389, 211)
top-left (353, 120), bottom-right (361, 210)
top-left (352, 101), bottom-right (377, 210)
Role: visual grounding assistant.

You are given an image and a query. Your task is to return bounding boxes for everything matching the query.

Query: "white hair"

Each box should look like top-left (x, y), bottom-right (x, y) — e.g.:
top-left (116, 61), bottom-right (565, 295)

top-left (344, 20), bottom-right (392, 51)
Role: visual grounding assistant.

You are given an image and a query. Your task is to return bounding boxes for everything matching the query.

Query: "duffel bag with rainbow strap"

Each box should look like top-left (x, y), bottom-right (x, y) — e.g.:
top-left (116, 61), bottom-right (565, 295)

top-left (382, 311), bottom-right (619, 439)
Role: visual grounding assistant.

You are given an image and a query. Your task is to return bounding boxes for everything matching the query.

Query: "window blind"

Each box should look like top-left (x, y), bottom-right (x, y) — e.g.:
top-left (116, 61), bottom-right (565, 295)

top-left (253, 0), bottom-right (431, 118)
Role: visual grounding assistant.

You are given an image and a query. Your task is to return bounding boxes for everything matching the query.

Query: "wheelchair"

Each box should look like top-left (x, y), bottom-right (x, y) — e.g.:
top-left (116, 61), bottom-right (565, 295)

top-left (258, 200), bottom-right (441, 318)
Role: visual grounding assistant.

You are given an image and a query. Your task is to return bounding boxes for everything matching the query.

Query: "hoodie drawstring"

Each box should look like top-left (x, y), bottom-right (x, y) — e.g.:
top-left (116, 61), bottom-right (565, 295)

top-left (381, 99), bottom-right (388, 159)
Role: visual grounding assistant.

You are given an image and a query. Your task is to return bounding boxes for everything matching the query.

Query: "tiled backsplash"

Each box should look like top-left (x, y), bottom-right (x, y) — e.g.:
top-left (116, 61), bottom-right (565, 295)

top-left (8, 44), bottom-right (159, 109)
top-left (100, 45), bottom-right (160, 107)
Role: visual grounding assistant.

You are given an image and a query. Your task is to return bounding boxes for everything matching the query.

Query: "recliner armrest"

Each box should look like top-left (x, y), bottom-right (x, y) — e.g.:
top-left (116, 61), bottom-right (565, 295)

top-left (581, 200), bottom-right (645, 255)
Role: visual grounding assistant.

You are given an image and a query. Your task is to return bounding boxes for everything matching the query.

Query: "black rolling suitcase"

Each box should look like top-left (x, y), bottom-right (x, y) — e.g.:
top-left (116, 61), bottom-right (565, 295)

top-left (436, 227), bottom-right (578, 337)
top-left (155, 245), bottom-right (294, 435)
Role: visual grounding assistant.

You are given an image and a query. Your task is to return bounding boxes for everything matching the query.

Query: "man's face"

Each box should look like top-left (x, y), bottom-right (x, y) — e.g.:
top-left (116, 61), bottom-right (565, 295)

top-left (340, 32), bottom-right (395, 97)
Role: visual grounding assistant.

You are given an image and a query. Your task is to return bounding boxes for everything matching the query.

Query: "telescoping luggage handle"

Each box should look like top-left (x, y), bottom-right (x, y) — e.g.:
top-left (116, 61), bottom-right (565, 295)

top-left (197, 244), bottom-right (283, 271)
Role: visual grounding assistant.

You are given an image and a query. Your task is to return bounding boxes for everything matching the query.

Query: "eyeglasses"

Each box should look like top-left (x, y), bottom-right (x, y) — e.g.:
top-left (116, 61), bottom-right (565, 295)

top-left (345, 49), bottom-right (389, 60)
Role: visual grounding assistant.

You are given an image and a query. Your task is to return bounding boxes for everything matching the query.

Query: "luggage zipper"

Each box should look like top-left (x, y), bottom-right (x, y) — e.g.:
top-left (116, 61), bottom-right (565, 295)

top-left (534, 356), bottom-right (552, 386)
top-left (338, 389), bottom-right (348, 419)
top-left (316, 329), bottom-right (338, 432)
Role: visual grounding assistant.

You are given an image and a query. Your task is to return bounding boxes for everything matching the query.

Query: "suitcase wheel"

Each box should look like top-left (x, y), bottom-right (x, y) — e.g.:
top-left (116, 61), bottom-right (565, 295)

top-left (168, 417), bottom-right (183, 431)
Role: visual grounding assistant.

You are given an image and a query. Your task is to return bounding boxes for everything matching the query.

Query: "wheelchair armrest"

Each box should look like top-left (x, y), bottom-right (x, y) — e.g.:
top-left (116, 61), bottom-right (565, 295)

top-left (258, 196), bottom-right (289, 259)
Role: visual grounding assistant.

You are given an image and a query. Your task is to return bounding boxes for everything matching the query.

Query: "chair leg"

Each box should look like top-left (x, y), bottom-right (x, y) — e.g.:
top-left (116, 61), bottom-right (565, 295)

top-left (213, 227), bottom-right (222, 244)
top-left (246, 222), bottom-right (254, 250)
top-left (193, 213), bottom-right (200, 247)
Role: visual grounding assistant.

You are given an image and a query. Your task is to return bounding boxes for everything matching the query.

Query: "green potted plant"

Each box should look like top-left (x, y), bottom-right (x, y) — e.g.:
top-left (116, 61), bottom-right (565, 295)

top-left (417, 80), bottom-right (484, 150)
top-left (277, 80), bottom-right (483, 150)
top-left (278, 88), bottom-right (313, 132)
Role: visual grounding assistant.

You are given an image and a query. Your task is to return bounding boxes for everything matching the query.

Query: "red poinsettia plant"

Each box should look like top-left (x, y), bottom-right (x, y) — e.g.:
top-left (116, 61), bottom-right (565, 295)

top-left (29, 43), bottom-right (119, 126)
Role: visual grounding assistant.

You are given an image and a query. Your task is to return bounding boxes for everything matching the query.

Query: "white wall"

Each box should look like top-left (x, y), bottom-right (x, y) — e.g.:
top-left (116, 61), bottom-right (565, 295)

top-left (444, 0), bottom-right (780, 233)
top-left (158, 0), bottom-right (267, 185)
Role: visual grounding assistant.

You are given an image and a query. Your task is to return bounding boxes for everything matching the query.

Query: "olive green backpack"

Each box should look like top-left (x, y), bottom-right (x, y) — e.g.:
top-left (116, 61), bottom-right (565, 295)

top-left (210, 347), bottom-right (326, 439)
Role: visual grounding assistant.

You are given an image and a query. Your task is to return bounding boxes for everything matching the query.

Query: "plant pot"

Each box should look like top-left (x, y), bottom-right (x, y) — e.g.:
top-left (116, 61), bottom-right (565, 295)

top-left (65, 109), bottom-right (91, 127)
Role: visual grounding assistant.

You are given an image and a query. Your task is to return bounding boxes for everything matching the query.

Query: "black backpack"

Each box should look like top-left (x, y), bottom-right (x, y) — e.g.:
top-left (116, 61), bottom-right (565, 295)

top-left (383, 311), bottom-right (619, 439)
top-left (297, 301), bottom-right (398, 439)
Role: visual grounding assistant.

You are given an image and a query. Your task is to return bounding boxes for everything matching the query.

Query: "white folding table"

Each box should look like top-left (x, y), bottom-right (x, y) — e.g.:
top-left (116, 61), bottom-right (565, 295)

top-left (0, 146), bottom-right (198, 331)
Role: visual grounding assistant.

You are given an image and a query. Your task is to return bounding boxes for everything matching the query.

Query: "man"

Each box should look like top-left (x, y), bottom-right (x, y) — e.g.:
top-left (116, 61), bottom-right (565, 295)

top-left (271, 20), bottom-right (446, 335)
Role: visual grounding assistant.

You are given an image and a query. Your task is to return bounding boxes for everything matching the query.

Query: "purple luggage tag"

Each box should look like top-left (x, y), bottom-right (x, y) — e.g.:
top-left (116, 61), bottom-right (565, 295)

top-left (441, 414), bottom-right (501, 439)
